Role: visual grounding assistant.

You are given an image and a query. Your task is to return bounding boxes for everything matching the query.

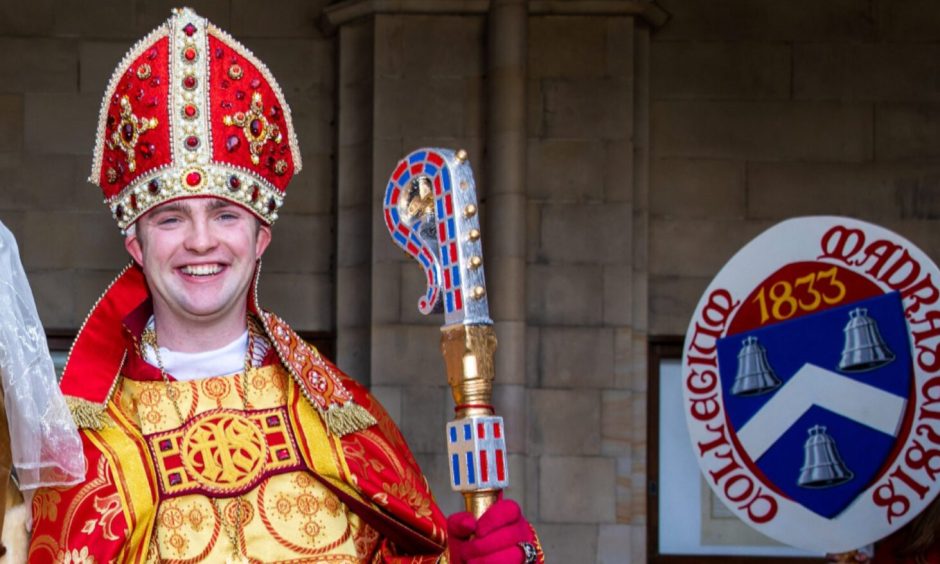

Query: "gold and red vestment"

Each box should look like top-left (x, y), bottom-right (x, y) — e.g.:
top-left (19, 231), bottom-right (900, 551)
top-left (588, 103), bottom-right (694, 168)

top-left (28, 266), bottom-right (447, 563)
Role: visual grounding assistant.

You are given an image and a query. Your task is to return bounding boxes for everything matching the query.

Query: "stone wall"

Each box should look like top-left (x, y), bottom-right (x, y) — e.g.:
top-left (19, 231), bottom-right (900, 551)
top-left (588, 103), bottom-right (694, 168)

top-left (650, 0), bottom-right (940, 336)
top-left (526, 13), bottom-right (645, 562)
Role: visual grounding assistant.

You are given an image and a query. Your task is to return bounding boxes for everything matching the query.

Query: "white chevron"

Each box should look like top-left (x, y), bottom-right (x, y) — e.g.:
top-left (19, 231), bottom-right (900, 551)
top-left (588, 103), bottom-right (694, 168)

top-left (736, 363), bottom-right (907, 461)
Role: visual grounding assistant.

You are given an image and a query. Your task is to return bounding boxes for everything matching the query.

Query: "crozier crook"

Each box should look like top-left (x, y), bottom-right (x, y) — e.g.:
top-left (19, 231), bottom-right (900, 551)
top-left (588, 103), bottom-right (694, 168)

top-left (382, 148), bottom-right (508, 517)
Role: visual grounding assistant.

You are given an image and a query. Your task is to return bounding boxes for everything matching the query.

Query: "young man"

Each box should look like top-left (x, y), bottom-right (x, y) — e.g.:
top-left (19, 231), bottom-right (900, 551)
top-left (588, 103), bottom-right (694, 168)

top-left (26, 8), bottom-right (541, 563)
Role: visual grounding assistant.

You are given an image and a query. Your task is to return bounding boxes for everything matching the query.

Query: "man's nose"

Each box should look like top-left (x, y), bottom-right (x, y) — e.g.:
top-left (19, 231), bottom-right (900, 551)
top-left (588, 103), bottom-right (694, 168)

top-left (183, 218), bottom-right (217, 252)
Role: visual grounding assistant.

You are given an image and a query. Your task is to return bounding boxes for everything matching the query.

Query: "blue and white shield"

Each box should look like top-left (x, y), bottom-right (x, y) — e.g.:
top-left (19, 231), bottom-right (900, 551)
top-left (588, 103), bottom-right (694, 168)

top-left (718, 291), bottom-right (912, 519)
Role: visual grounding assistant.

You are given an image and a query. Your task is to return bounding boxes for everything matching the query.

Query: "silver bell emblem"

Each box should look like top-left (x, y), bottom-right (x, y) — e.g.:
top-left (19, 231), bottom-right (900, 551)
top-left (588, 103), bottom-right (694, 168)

top-left (731, 336), bottom-right (781, 396)
top-left (838, 307), bottom-right (894, 372)
top-left (797, 425), bottom-right (853, 488)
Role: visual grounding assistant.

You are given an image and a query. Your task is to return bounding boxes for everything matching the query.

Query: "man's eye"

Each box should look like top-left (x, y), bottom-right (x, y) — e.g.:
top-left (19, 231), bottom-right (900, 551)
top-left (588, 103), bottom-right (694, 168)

top-left (157, 217), bottom-right (180, 225)
top-left (219, 213), bottom-right (240, 221)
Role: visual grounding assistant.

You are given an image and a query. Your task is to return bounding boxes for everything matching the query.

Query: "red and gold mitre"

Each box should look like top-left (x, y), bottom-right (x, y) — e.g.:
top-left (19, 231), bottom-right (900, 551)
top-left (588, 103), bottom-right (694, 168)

top-left (90, 7), bottom-right (301, 230)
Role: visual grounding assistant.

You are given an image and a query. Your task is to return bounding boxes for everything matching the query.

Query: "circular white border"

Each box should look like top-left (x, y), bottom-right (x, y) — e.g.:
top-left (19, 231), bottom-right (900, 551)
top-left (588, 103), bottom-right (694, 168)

top-left (682, 216), bottom-right (940, 553)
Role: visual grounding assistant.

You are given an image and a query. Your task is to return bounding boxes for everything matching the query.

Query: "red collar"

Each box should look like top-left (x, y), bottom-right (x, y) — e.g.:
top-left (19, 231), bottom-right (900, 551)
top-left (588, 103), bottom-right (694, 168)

top-left (60, 264), bottom-right (147, 401)
top-left (61, 262), bottom-right (267, 397)
top-left (61, 263), bottom-right (375, 436)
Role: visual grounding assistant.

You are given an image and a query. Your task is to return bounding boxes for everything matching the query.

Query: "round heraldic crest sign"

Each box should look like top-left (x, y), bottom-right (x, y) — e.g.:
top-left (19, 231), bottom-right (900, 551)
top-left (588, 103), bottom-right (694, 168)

top-left (682, 216), bottom-right (940, 553)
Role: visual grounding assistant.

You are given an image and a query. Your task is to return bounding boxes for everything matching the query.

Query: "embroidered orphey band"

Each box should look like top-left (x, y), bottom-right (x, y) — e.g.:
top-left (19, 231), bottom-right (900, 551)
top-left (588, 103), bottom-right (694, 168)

top-left (147, 406), bottom-right (303, 499)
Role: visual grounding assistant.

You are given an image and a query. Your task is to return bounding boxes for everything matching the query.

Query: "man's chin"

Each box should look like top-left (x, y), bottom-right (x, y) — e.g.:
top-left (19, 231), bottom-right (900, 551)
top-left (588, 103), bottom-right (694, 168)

top-left (177, 306), bottom-right (240, 325)
top-left (170, 295), bottom-right (240, 322)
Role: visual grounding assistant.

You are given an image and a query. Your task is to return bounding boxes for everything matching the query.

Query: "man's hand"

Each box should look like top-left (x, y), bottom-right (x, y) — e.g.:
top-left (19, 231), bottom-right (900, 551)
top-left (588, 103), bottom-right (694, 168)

top-left (447, 499), bottom-right (541, 564)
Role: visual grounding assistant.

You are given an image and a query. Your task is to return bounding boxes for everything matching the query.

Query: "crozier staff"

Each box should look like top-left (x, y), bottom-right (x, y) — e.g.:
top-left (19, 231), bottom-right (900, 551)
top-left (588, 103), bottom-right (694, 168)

top-left (25, 8), bottom-right (540, 564)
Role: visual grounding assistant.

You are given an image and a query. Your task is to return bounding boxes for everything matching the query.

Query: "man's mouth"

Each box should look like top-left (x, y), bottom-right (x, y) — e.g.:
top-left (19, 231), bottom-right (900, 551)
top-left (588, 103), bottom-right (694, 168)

top-left (180, 264), bottom-right (223, 277)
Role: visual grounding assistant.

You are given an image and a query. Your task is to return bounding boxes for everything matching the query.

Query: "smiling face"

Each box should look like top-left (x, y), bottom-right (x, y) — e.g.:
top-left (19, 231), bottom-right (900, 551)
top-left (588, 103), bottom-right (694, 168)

top-left (125, 197), bottom-right (271, 350)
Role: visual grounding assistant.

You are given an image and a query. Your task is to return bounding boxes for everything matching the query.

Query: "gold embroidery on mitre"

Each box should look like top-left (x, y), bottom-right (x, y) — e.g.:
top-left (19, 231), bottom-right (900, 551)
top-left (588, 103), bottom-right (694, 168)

top-left (108, 95), bottom-right (159, 173)
top-left (223, 92), bottom-right (283, 166)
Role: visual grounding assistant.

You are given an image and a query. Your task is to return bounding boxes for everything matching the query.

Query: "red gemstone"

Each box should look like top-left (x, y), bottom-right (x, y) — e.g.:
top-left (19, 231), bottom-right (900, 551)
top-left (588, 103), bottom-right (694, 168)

top-left (250, 185), bottom-right (259, 202)
top-left (115, 204), bottom-right (124, 219)
top-left (235, 90), bottom-right (245, 101)
top-left (228, 176), bottom-right (241, 191)
top-left (249, 119), bottom-right (262, 138)
top-left (184, 47), bottom-right (197, 61)
top-left (270, 106), bottom-right (281, 120)
top-left (147, 48), bottom-right (157, 60)
top-left (140, 143), bottom-right (154, 158)
top-left (130, 194), bottom-right (138, 210)
top-left (249, 78), bottom-right (261, 89)
top-left (182, 75), bottom-right (197, 89)
top-left (106, 115), bottom-right (115, 129)
top-left (214, 47), bottom-right (224, 59)
top-left (225, 135), bottom-right (240, 152)
top-left (148, 179), bottom-right (160, 194)
top-left (183, 104), bottom-right (197, 118)
top-left (185, 136), bottom-right (199, 149)
top-left (185, 171), bottom-right (202, 186)
top-left (267, 198), bottom-right (276, 212)
top-left (150, 76), bottom-right (161, 87)
top-left (121, 123), bottom-right (134, 142)
top-left (183, 23), bottom-right (197, 36)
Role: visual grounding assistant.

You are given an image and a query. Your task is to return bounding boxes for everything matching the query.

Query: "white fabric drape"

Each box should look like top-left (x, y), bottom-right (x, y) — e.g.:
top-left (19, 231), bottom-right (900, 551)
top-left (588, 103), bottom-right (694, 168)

top-left (0, 221), bottom-right (85, 490)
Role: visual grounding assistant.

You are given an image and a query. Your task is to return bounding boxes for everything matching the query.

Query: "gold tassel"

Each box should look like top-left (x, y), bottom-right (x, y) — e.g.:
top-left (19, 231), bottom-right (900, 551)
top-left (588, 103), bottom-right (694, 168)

top-left (323, 403), bottom-right (377, 436)
top-left (65, 396), bottom-right (110, 430)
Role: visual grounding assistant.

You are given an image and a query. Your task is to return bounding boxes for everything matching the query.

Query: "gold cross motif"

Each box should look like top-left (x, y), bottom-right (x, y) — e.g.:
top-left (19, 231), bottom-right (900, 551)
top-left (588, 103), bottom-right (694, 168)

top-left (223, 91), bottom-right (282, 166)
top-left (109, 95), bottom-right (159, 173)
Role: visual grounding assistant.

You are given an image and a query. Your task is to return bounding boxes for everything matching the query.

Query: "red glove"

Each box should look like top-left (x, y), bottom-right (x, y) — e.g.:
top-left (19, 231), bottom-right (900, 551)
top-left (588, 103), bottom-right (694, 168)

top-left (447, 499), bottom-right (541, 564)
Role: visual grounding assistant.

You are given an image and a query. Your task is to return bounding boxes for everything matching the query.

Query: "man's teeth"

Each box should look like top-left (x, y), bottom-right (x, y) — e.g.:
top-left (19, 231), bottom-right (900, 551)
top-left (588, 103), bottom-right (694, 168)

top-left (182, 264), bottom-right (222, 276)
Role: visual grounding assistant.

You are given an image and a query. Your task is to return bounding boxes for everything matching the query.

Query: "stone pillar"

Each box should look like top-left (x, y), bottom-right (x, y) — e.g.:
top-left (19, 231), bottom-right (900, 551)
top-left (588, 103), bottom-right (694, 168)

top-left (484, 0), bottom-right (528, 451)
top-left (323, 0), bottom-right (490, 517)
top-left (335, 20), bottom-right (375, 382)
top-left (481, 0), bottom-right (529, 517)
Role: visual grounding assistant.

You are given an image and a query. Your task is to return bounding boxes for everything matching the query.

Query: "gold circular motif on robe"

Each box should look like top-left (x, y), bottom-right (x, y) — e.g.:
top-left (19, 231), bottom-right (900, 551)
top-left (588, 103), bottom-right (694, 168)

top-left (139, 386), bottom-right (162, 407)
top-left (202, 377), bottom-right (231, 400)
top-left (295, 493), bottom-right (320, 516)
top-left (161, 505), bottom-right (185, 529)
top-left (180, 412), bottom-right (266, 492)
top-left (222, 497), bottom-right (254, 526)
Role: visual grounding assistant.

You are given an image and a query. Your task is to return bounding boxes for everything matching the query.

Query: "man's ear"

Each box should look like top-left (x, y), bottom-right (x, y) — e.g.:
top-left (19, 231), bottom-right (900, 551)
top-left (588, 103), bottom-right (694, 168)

top-left (255, 224), bottom-right (272, 259)
top-left (124, 228), bottom-right (144, 266)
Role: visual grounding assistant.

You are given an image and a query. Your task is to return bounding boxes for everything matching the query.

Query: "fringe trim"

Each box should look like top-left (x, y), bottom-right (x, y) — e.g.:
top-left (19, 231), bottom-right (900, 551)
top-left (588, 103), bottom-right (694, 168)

top-left (323, 402), bottom-right (377, 437)
top-left (65, 396), bottom-right (110, 430)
